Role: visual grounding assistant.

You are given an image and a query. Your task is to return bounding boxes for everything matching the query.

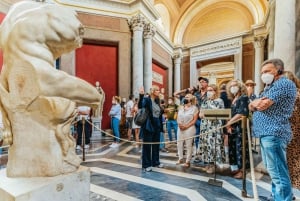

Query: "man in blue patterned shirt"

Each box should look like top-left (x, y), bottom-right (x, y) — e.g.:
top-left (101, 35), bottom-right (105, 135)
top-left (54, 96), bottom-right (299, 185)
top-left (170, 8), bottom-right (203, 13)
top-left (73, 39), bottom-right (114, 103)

top-left (249, 58), bottom-right (297, 201)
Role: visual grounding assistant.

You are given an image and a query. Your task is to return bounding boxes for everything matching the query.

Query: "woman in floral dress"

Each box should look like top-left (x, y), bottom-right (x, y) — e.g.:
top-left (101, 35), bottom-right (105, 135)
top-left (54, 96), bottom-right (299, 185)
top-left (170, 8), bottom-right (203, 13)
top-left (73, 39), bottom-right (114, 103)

top-left (198, 84), bottom-right (224, 173)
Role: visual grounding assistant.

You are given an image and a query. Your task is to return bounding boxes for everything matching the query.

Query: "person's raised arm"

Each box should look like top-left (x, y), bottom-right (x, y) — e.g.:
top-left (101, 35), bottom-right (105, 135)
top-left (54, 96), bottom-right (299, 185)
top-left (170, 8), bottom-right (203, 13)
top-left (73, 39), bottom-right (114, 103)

top-left (138, 86), bottom-right (145, 108)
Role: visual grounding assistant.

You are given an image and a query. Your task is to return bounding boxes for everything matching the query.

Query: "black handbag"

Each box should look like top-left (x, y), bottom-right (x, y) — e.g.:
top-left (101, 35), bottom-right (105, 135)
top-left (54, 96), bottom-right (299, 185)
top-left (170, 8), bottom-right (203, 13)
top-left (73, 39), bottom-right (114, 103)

top-left (134, 108), bottom-right (149, 126)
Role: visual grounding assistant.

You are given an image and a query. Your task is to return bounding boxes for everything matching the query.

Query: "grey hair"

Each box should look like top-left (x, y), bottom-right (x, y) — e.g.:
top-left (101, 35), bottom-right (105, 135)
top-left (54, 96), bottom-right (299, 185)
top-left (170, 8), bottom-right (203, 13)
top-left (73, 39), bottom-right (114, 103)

top-left (261, 58), bottom-right (284, 74)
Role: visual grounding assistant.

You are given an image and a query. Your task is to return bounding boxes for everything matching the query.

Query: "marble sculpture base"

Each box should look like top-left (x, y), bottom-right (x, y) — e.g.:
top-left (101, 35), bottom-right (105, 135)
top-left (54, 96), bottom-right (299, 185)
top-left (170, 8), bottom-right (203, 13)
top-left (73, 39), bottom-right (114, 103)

top-left (0, 166), bottom-right (90, 201)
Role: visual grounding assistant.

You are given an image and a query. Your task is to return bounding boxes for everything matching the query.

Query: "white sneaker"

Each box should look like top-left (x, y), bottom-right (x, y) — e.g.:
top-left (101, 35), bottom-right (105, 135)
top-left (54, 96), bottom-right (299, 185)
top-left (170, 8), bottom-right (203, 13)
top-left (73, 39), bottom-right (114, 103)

top-left (110, 143), bottom-right (120, 148)
top-left (145, 167), bottom-right (152, 172)
top-left (84, 144), bottom-right (89, 149)
top-left (156, 164), bottom-right (164, 168)
top-left (76, 145), bottom-right (81, 150)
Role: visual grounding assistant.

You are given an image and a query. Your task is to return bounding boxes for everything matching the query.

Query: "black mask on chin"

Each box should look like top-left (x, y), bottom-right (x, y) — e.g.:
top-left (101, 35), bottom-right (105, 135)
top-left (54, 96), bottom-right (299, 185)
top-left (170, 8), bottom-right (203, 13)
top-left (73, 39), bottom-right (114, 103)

top-left (183, 98), bottom-right (190, 105)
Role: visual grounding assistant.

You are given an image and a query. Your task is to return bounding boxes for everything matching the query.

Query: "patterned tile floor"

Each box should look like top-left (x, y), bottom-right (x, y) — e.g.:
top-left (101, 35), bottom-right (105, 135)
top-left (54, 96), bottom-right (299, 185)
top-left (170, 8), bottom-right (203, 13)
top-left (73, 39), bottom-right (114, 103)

top-left (1, 135), bottom-right (300, 201)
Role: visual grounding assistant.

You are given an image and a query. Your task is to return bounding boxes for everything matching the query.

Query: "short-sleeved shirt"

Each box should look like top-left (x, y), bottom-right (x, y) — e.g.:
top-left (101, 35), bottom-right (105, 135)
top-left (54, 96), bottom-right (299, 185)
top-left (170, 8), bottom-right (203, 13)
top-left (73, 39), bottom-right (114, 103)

top-left (126, 100), bottom-right (134, 117)
top-left (177, 105), bottom-right (198, 125)
top-left (165, 104), bottom-right (178, 120)
top-left (253, 77), bottom-right (297, 144)
top-left (194, 91), bottom-right (207, 108)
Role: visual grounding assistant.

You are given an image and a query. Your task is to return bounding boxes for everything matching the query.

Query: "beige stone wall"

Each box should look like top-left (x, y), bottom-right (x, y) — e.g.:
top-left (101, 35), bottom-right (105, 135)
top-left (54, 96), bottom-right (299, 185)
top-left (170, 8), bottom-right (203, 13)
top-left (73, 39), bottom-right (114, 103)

top-left (77, 13), bottom-right (131, 98)
top-left (152, 41), bottom-right (173, 96)
top-left (242, 43), bottom-right (255, 82)
top-left (181, 56), bottom-right (190, 89)
top-left (152, 41), bottom-right (172, 68)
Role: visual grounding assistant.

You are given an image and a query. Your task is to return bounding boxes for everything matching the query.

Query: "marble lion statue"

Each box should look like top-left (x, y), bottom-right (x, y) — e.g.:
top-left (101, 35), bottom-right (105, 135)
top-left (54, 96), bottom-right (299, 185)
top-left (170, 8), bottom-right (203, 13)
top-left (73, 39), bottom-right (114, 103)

top-left (0, 1), bottom-right (103, 177)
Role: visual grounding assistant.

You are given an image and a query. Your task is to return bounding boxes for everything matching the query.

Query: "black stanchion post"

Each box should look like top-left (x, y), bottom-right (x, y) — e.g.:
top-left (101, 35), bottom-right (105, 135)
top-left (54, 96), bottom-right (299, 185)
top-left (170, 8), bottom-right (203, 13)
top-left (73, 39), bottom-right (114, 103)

top-left (82, 117), bottom-right (86, 162)
top-left (241, 116), bottom-right (247, 197)
top-left (208, 116), bottom-right (223, 187)
top-left (202, 109), bottom-right (231, 187)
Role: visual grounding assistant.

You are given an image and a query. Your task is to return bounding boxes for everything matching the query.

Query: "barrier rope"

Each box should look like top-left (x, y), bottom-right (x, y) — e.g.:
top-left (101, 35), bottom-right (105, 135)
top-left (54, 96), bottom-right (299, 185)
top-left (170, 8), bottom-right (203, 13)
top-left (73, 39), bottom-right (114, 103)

top-left (0, 115), bottom-right (259, 198)
top-left (0, 117), bottom-right (243, 147)
top-left (85, 118), bottom-right (243, 145)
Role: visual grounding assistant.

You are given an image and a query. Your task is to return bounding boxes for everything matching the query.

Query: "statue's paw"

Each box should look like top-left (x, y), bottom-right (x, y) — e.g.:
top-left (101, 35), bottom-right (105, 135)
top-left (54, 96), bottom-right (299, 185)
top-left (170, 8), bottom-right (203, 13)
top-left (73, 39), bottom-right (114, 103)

top-left (2, 130), bottom-right (13, 145)
top-left (65, 149), bottom-right (82, 167)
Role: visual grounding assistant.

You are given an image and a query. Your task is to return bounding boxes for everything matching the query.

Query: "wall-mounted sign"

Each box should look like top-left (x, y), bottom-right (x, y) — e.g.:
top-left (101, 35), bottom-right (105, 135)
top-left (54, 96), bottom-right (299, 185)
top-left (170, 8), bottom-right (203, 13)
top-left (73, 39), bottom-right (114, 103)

top-left (190, 37), bottom-right (242, 57)
top-left (152, 71), bottom-right (163, 84)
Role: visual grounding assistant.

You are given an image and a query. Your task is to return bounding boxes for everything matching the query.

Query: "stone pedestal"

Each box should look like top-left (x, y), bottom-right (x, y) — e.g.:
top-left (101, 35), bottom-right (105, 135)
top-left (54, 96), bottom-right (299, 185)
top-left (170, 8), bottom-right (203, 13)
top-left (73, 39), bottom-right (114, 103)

top-left (0, 166), bottom-right (90, 201)
top-left (91, 117), bottom-right (102, 140)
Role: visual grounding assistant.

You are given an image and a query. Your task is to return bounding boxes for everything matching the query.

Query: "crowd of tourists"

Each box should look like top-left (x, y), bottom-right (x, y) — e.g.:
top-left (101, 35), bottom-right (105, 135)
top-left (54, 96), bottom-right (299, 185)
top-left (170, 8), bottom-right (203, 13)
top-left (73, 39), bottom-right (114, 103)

top-left (74, 58), bottom-right (299, 201)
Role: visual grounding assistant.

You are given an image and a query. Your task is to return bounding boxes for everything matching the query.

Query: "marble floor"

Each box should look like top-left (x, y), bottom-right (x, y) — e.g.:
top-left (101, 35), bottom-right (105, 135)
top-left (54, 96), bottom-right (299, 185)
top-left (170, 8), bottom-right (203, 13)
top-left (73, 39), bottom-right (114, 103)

top-left (1, 134), bottom-right (300, 201)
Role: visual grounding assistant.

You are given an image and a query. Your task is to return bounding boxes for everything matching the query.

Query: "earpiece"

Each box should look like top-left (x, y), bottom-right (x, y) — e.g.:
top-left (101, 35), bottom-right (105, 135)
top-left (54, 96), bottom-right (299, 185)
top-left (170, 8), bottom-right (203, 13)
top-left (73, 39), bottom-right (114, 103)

top-left (278, 69), bottom-right (283, 75)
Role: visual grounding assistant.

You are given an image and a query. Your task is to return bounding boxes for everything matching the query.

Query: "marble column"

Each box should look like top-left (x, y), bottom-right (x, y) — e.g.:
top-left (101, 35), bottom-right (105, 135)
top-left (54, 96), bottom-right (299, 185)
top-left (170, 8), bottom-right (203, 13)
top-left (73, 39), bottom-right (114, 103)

top-left (143, 23), bottom-right (156, 93)
top-left (253, 36), bottom-right (266, 95)
top-left (128, 14), bottom-right (146, 97)
top-left (173, 48), bottom-right (182, 93)
top-left (273, 0), bottom-right (295, 72)
top-left (234, 53), bottom-right (242, 80)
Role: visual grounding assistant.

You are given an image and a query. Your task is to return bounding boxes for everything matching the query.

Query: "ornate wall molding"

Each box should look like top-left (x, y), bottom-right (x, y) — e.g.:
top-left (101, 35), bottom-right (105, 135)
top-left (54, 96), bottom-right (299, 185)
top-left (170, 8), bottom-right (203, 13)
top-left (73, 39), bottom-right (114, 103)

top-left (190, 37), bottom-right (242, 58)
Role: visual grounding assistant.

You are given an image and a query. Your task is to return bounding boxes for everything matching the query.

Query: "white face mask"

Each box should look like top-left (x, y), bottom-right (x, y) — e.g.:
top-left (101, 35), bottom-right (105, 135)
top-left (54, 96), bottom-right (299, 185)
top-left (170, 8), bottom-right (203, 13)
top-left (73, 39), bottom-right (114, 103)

top-left (261, 73), bottom-right (274, 85)
top-left (207, 91), bottom-right (214, 99)
top-left (230, 86), bottom-right (239, 95)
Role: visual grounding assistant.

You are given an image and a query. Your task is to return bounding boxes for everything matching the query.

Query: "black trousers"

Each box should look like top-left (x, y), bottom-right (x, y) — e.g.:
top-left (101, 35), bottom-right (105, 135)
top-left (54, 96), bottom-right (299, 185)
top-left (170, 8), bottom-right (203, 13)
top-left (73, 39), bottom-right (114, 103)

top-left (142, 129), bottom-right (160, 168)
top-left (76, 121), bottom-right (91, 145)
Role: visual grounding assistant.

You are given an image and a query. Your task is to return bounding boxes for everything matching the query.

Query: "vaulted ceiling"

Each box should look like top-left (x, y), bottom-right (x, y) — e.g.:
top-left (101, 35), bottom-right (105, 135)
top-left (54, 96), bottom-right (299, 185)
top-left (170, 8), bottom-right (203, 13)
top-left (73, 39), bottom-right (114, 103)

top-left (154, 0), bottom-right (268, 46)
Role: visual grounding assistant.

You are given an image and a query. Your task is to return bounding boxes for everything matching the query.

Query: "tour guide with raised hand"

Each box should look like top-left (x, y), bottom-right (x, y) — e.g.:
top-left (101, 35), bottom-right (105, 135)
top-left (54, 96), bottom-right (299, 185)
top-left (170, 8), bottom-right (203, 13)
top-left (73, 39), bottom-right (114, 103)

top-left (138, 86), bottom-right (164, 172)
top-left (249, 58), bottom-right (297, 201)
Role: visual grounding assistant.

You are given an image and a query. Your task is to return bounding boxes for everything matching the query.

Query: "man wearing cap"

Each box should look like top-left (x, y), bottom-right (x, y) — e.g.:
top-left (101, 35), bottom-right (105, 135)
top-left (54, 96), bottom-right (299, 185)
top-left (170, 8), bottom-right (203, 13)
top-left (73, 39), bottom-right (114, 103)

top-left (193, 76), bottom-right (209, 163)
top-left (245, 80), bottom-right (257, 101)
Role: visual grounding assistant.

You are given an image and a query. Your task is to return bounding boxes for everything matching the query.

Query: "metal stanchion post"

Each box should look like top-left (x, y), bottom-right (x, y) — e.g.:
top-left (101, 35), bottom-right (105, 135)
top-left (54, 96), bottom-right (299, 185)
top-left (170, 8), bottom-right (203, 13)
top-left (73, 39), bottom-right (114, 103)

top-left (247, 118), bottom-right (258, 200)
top-left (82, 117), bottom-right (86, 162)
top-left (241, 116), bottom-right (247, 197)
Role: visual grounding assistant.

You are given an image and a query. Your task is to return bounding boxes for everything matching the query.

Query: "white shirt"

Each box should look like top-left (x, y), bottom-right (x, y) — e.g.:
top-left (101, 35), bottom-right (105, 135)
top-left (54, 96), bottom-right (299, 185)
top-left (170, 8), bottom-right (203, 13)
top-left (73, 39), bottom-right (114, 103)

top-left (126, 100), bottom-right (134, 117)
top-left (77, 106), bottom-right (91, 120)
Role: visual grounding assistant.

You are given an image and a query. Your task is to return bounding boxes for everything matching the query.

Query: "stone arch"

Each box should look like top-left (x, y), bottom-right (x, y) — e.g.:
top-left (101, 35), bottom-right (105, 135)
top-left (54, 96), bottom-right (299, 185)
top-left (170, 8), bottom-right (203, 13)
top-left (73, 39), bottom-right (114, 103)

top-left (173, 0), bottom-right (267, 45)
top-left (154, 3), bottom-right (171, 37)
top-left (183, 2), bottom-right (253, 45)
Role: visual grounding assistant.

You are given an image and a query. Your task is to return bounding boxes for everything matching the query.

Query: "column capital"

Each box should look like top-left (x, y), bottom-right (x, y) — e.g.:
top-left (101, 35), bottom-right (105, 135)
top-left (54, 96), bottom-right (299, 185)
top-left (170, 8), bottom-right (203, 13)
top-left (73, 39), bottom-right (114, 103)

top-left (172, 48), bottom-right (183, 63)
top-left (143, 23), bottom-right (156, 39)
top-left (128, 14), bottom-right (146, 32)
top-left (253, 36), bottom-right (266, 49)
top-left (173, 55), bottom-right (182, 65)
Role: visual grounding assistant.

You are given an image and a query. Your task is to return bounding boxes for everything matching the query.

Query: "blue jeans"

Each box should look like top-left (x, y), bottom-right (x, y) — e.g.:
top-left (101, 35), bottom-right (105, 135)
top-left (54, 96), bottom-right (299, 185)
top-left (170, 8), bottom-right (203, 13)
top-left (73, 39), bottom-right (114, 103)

top-left (260, 136), bottom-right (292, 201)
top-left (160, 132), bottom-right (165, 149)
top-left (111, 117), bottom-right (120, 143)
top-left (167, 120), bottom-right (178, 141)
top-left (194, 119), bottom-right (201, 149)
